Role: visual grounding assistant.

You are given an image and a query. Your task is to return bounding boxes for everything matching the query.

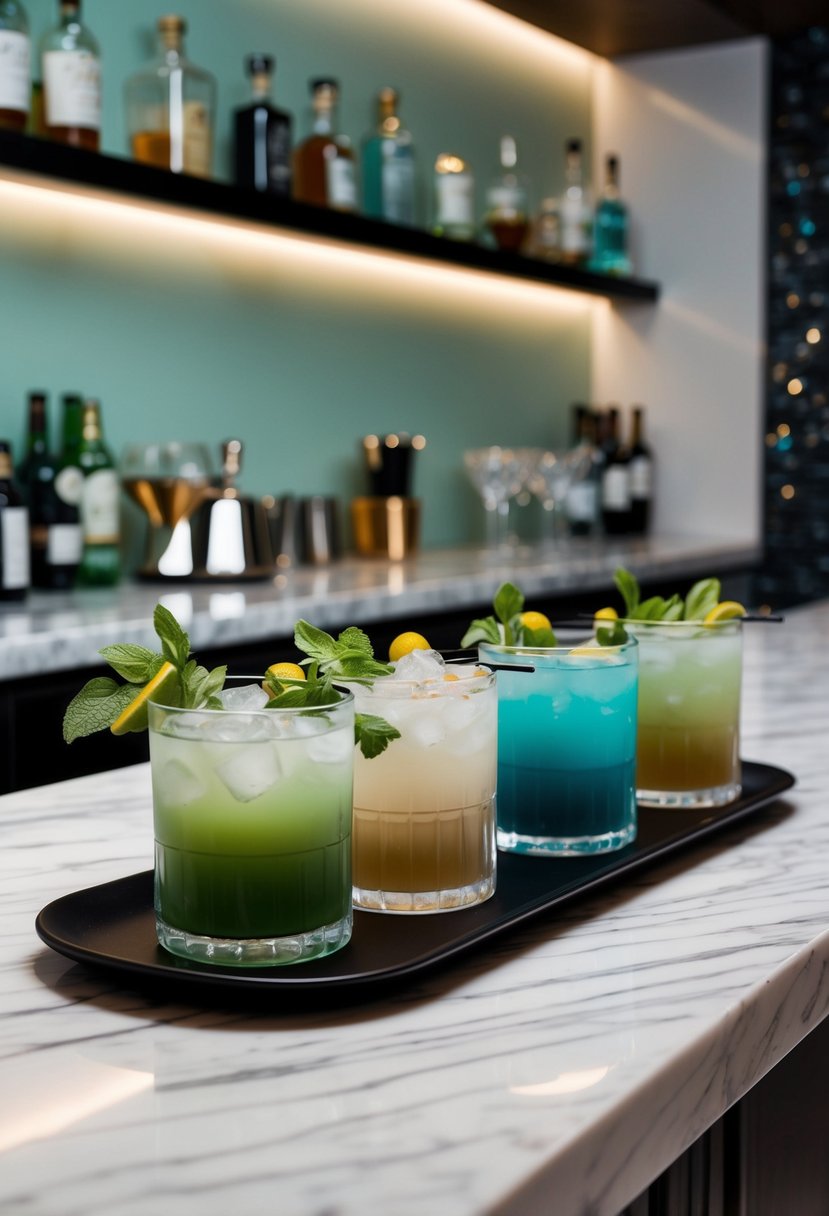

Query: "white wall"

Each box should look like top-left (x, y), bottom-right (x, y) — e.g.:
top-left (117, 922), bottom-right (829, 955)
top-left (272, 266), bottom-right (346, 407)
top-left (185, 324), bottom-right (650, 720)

top-left (592, 38), bottom-right (767, 543)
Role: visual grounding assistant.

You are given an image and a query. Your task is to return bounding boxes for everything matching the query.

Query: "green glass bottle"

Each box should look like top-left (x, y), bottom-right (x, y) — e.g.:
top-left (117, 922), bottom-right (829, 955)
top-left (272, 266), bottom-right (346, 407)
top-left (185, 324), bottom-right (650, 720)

top-left (19, 391), bottom-right (82, 589)
top-left (76, 398), bottom-right (120, 585)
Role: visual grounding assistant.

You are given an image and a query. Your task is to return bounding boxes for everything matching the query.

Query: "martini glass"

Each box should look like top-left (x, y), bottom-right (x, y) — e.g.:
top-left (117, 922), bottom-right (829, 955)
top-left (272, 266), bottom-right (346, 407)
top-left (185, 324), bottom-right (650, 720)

top-left (463, 446), bottom-right (526, 552)
top-left (523, 448), bottom-right (572, 547)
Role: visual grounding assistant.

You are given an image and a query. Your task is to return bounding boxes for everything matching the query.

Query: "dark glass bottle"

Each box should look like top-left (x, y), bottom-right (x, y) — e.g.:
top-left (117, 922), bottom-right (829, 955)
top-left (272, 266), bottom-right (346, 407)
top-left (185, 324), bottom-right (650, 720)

top-left (77, 398), bottom-right (120, 586)
top-left (628, 405), bottom-right (653, 534)
top-left (600, 406), bottom-right (632, 534)
top-left (0, 439), bottom-right (30, 600)
top-left (19, 392), bottom-right (82, 589)
top-left (234, 54), bottom-right (292, 196)
top-left (565, 408), bottom-right (602, 537)
top-left (292, 78), bottom-right (356, 211)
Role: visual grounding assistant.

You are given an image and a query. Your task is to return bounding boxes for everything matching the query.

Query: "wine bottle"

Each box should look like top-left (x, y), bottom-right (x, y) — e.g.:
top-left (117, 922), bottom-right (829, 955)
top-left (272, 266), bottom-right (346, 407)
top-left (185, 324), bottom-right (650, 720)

top-left (628, 405), bottom-right (653, 534)
top-left (234, 54), bottom-right (292, 196)
top-left (0, 439), bottom-right (29, 600)
top-left (0, 0), bottom-right (31, 133)
top-left (600, 406), bottom-right (632, 534)
top-left (19, 392), bottom-right (82, 590)
top-left (77, 398), bottom-right (120, 586)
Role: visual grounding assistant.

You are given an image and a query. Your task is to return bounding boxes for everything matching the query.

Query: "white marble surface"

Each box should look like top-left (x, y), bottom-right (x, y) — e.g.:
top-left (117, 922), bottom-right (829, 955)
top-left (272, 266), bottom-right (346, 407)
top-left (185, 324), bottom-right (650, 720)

top-left (0, 534), bottom-right (758, 679)
top-left (3, 598), bottom-right (826, 1216)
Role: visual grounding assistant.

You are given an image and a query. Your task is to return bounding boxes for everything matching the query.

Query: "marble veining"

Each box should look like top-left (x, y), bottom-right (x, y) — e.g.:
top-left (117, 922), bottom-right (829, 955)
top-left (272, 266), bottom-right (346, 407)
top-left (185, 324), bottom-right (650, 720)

top-left (0, 535), bottom-right (758, 679)
top-left (2, 598), bottom-right (827, 1216)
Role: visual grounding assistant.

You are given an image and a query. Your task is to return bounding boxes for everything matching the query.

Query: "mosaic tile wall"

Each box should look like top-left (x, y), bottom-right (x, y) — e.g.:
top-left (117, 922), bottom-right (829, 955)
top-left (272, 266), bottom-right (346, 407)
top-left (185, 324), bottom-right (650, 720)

top-left (758, 28), bottom-right (829, 608)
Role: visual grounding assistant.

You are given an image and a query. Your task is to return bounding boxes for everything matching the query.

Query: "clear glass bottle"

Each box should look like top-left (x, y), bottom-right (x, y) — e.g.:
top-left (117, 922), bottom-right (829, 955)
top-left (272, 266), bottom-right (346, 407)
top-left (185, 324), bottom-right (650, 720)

top-left (233, 53), bottom-right (292, 196)
top-left (484, 135), bottom-right (529, 253)
top-left (40, 0), bottom-right (100, 151)
top-left (564, 407), bottom-right (603, 537)
top-left (590, 154), bottom-right (632, 275)
top-left (77, 398), bottom-right (120, 586)
top-left (292, 78), bottom-right (356, 212)
top-left (361, 87), bottom-right (415, 226)
top-left (524, 195), bottom-right (560, 262)
top-left (433, 152), bottom-right (475, 241)
top-left (124, 15), bottom-right (216, 177)
top-left (558, 138), bottom-right (592, 266)
top-left (0, 439), bottom-right (29, 600)
top-left (0, 0), bottom-right (30, 132)
top-left (18, 391), bottom-right (82, 590)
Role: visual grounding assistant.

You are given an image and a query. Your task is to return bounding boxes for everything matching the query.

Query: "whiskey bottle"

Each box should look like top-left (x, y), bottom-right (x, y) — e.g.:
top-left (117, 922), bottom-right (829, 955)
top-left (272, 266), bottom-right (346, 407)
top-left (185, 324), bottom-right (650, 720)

top-left (600, 407), bottom-right (632, 534)
top-left (484, 135), bottom-right (529, 253)
top-left (125, 15), bottom-right (215, 177)
top-left (589, 154), bottom-right (631, 275)
top-left (233, 53), bottom-right (292, 196)
top-left (0, 0), bottom-right (30, 133)
top-left (76, 399), bottom-right (119, 586)
top-left (558, 138), bottom-right (592, 266)
top-left (628, 405), bottom-right (653, 534)
top-left (18, 391), bottom-right (82, 589)
top-left (433, 152), bottom-right (475, 241)
top-left (40, 0), bottom-right (100, 152)
top-left (292, 78), bottom-right (356, 211)
top-left (0, 440), bottom-right (29, 600)
top-left (361, 87), bottom-right (415, 225)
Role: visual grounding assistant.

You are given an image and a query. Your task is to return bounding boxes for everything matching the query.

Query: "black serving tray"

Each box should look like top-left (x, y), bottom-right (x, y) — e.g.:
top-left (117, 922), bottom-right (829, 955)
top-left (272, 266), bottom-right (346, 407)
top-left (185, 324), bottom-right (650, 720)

top-left (36, 761), bottom-right (794, 1003)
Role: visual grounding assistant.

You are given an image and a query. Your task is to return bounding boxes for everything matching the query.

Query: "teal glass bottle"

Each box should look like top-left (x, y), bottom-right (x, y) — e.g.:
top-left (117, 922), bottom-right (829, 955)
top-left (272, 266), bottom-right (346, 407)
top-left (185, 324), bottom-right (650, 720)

top-left (361, 87), bottom-right (415, 225)
top-left (590, 154), bottom-right (632, 275)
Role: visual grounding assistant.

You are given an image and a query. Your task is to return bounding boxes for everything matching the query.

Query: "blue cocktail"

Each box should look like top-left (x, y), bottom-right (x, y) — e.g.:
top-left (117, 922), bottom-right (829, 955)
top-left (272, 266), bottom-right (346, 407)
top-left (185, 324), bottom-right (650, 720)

top-left (479, 638), bottom-right (639, 855)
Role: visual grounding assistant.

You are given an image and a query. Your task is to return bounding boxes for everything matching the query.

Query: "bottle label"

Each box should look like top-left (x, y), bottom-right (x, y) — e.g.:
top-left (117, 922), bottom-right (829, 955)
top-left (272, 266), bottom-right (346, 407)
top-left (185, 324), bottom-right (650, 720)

top-left (325, 155), bottom-right (356, 210)
top-left (43, 50), bottom-right (101, 130)
top-left (486, 184), bottom-right (525, 216)
top-left (266, 118), bottom-right (292, 194)
top-left (183, 100), bottom-right (212, 178)
top-left (54, 465), bottom-right (84, 506)
top-left (48, 522), bottom-right (83, 565)
top-left (602, 466), bottom-right (631, 510)
top-left (0, 30), bottom-right (31, 113)
top-left (382, 156), bottom-right (415, 224)
top-left (560, 197), bottom-right (591, 255)
top-left (436, 173), bottom-right (474, 225)
top-left (82, 469), bottom-right (119, 543)
top-left (1, 506), bottom-right (30, 590)
top-left (566, 481), bottom-right (598, 524)
top-left (629, 455), bottom-right (653, 498)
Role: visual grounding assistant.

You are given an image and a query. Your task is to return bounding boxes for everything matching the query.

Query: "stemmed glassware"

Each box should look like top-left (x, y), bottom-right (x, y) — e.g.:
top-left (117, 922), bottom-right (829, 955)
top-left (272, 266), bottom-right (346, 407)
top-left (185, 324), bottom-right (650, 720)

top-left (522, 448), bottom-right (572, 547)
top-left (463, 447), bottom-right (527, 552)
top-left (120, 442), bottom-right (214, 576)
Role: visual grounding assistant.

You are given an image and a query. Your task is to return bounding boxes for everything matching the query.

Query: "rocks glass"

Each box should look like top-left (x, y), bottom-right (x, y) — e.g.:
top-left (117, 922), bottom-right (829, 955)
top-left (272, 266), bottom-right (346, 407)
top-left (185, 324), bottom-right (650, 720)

top-left (148, 681), bottom-right (354, 966)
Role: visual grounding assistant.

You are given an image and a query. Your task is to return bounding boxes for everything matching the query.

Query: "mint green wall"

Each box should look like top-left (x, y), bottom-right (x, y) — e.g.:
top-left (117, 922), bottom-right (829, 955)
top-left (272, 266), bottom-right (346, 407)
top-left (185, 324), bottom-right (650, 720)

top-left (1, 0), bottom-right (595, 551)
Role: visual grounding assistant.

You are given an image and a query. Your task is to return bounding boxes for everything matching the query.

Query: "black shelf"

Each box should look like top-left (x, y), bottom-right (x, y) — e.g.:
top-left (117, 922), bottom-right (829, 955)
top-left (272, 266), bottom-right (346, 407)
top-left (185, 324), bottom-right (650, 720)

top-left (0, 131), bottom-right (659, 303)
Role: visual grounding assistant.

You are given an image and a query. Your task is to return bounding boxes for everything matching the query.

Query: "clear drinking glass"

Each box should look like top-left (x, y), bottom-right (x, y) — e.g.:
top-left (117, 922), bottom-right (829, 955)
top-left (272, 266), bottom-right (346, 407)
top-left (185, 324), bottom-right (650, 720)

top-left (464, 446), bottom-right (527, 552)
top-left (349, 665), bottom-right (497, 912)
top-left (522, 448), bottom-right (572, 546)
top-left (625, 619), bottom-right (743, 807)
top-left (480, 636), bottom-right (639, 855)
top-left (148, 681), bottom-right (354, 966)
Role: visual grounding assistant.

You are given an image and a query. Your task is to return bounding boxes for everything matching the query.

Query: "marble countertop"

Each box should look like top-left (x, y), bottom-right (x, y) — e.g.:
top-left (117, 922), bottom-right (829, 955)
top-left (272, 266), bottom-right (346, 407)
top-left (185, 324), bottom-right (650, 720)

top-left (3, 596), bottom-right (828, 1216)
top-left (0, 534), bottom-right (758, 679)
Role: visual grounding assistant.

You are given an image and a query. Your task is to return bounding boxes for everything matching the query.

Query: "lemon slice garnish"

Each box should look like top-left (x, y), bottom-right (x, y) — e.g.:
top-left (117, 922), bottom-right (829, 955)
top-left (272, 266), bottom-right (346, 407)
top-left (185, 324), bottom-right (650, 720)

top-left (110, 661), bottom-right (180, 735)
top-left (703, 601), bottom-right (745, 625)
top-left (568, 645), bottom-right (621, 659)
top-left (389, 631), bottom-right (430, 662)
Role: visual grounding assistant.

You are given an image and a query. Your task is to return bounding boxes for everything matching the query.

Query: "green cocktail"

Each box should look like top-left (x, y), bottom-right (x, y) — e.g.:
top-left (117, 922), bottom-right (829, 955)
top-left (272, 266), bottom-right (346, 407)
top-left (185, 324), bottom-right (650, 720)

top-left (148, 686), bottom-right (354, 966)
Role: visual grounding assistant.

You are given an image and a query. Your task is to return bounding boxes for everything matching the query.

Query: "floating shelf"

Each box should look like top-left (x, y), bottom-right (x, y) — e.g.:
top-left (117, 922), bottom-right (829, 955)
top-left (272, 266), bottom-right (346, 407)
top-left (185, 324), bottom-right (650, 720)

top-left (0, 131), bottom-right (659, 303)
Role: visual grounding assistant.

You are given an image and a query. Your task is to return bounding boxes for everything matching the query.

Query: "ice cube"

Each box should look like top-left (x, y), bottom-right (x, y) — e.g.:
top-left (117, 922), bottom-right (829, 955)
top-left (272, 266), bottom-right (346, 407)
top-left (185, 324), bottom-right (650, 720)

top-left (213, 741), bottom-right (282, 803)
top-left (162, 712), bottom-right (209, 740)
top-left (307, 728), bottom-right (353, 764)
top-left (202, 713), bottom-right (275, 743)
top-left (402, 704), bottom-right (447, 748)
top-left (218, 683), bottom-right (269, 711)
top-left (392, 648), bottom-right (445, 683)
top-left (158, 758), bottom-right (207, 806)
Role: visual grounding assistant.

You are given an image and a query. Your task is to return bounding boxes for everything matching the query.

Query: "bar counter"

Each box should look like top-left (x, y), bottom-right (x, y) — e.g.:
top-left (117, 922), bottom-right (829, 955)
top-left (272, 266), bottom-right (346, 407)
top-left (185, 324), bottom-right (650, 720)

top-left (2, 593), bottom-right (827, 1213)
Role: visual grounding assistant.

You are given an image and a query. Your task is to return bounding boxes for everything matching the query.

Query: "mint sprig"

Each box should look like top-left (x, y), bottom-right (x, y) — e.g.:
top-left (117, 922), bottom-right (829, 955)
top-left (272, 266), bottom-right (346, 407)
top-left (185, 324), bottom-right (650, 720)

top-left (63, 678), bottom-right (141, 744)
top-left (612, 568), bottom-right (722, 623)
top-left (460, 582), bottom-right (557, 649)
top-left (294, 620), bottom-right (394, 683)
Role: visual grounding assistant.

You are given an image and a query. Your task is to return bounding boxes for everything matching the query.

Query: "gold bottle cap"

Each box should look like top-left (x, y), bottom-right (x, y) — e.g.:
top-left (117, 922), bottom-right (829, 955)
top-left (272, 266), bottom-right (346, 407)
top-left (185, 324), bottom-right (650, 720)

top-left (82, 399), bottom-right (101, 440)
top-left (158, 14), bottom-right (186, 33)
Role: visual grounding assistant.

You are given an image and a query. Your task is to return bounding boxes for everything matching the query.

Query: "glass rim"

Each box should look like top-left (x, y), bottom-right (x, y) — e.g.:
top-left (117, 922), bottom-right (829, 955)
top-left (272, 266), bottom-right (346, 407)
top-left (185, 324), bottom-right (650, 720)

top-left (345, 665), bottom-right (496, 691)
top-left (478, 638), bottom-right (638, 657)
top-left (148, 677), bottom-right (355, 716)
top-left (616, 617), bottom-right (742, 631)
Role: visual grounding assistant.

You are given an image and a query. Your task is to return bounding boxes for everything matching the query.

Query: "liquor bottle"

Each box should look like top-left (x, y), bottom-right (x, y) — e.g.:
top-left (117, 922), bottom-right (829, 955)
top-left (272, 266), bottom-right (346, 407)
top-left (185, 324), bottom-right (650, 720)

top-left (558, 138), bottom-right (592, 267)
top-left (0, 0), bottom-right (30, 133)
top-left (0, 440), bottom-right (29, 600)
top-left (564, 408), bottom-right (602, 537)
top-left (484, 135), bottom-right (529, 253)
top-left (76, 399), bottom-right (120, 586)
top-left (125, 15), bottom-right (215, 177)
top-left (628, 405), bottom-right (653, 534)
top-left (233, 54), bottom-right (292, 196)
top-left (600, 406), bottom-right (632, 534)
top-left (433, 152), bottom-right (475, 241)
top-left (589, 154), bottom-right (631, 275)
top-left (361, 87), bottom-right (415, 225)
top-left (40, 0), bottom-right (100, 152)
top-left (18, 392), bottom-right (82, 589)
top-left (524, 196), bottom-right (560, 262)
top-left (292, 78), bottom-right (356, 212)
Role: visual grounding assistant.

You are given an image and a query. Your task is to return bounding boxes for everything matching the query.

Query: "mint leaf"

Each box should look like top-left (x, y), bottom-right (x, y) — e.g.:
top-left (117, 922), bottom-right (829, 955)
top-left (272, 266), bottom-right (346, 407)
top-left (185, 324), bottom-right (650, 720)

top-left (337, 627), bottom-right (373, 657)
top-left (181, 662), bottom-right (226, 709)
top-left (63, 678), bottom-right (140, 743)
top-left (154, 603), bottom-right (190, 670)
top-left (460, 616), bottom-right (501, 648)
top-left (684, 578), bottom-right (721, 621)
top-left (597, 621), bottom-right (628, 647)
top-left (265, 687), bottom-right (311, 709)
top-left (636, 596), bottom-right (670, 620)
top-left (661, 595), bottom-right (685, 622)
top-left (522, 625), bottom-right (557, 648)
top-left (494, 583), bottom-right (524, 629)
top-left (334, 655), bottom-right (394, 682)
top-left (614, 568), bottom-right (640, 618)
top-left (294, 620), bottom-right (340, 663)
top-left (355, 712), bottom-right (401, 759)
top-left (98, 643), bottom-right (165, 684)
